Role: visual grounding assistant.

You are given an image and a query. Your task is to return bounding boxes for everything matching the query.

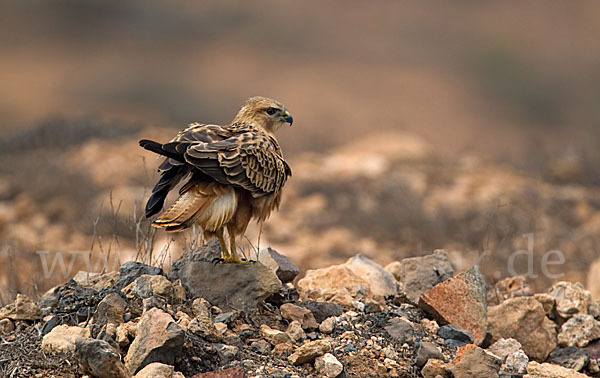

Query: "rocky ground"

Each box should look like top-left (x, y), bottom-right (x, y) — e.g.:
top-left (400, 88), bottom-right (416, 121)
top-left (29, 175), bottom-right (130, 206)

top-left (5, 129), bottom-right (600, 302)
top-left (1, 242), bottom-right (600, 377)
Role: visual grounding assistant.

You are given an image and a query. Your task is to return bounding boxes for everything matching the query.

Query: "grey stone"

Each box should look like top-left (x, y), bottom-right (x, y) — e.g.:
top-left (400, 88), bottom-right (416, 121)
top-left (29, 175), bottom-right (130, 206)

top-left (116, 261), bottom-right (163, 289)
top-left (298, 301), bottom-right (343, 323)
top-left (438, 324), bottom-right (474, 347)
top-left (388, 249), bottom-right (454, 303)
top-left (258, 247), bottom-right (300, 283)
top-left (550, 346), bottom-right (590, 372)
top-left (168, 242), bottom-right (282, 312)
top-left (250, 340), bottom-right (272, 354)
top-left (75, 337), bottom-right (130, 378)
top-left (384, 318), bottom-right (414, 344)
top-left (216, 344), bottom-right (238, 363)
top-left (415, 341), bottom-right (444, 368)
top-left (214, 311), bottom-right (237, 324)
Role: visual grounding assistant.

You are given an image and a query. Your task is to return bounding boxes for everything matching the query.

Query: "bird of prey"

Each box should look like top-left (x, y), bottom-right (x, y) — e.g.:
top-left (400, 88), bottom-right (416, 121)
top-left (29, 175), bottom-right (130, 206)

top-left (139, 97), bottom-right (292, 263)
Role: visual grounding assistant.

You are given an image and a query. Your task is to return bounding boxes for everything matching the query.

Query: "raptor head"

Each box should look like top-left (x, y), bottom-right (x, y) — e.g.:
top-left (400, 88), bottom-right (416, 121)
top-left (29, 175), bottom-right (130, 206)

top-left (233, 96), bottom-right (293, 133)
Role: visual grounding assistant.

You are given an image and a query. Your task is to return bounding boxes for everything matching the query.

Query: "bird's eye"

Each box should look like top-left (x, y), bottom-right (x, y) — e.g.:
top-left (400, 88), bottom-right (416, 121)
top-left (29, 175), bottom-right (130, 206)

top-left (265, 107), bottom-right (278, 115)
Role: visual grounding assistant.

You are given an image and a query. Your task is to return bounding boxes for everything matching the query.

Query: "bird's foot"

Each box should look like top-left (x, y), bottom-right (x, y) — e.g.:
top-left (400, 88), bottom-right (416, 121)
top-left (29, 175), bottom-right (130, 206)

top-left (221, 255), bottom-right (254, 264)
top-left (211, 257), bottom-right (225, 264)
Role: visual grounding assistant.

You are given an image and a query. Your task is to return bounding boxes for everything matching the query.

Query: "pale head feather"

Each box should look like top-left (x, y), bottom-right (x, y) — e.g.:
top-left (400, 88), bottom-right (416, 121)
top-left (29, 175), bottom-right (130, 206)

top-left (232, 96), bottom-right (292, 133)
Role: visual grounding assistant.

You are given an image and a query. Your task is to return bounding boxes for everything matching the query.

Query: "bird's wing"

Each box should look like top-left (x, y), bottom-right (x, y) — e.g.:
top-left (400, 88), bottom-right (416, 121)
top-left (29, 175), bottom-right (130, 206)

top-left (144, 123), bottom-right (233, 217)
top-left (157, 123), bottom-right (231, 171)
top-left (177, 125), bottom-right (291, 198)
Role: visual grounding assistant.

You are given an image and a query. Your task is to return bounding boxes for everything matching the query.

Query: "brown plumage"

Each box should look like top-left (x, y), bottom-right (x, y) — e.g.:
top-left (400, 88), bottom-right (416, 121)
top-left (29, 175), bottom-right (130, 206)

top-left (139, 96), bottom-right (292, 263)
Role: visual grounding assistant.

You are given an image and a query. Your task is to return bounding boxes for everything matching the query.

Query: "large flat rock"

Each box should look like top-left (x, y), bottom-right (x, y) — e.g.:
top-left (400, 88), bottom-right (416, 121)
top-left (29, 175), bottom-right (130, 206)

top-left (169, 241), bottom-right (281, 312)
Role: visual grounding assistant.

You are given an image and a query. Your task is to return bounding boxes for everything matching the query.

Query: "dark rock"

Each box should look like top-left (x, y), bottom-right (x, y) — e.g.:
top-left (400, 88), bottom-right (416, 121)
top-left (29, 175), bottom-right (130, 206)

top-left (168, 243), bottom-right (282, 312)
top-left (415, 341), bottom-right (444, 368)
top-left (215, 344), bottom-right (238, 363)
top-left (586, 339), bottom-right (600, 359)
top-left (550, 346), bottom-right (590, 372)
top-left (450, 344), bottom-right (502, 378)
top-left (142, 296), bottom-right (167, 312)
top-left (125, 308), bottom-right (184, 374)
top-left (41, 315), bottom-right (62, 336)
top-left (250, 340), bottom-right (272, 354)
top-left (116, 261), bottom-right (163, 289)
top-left (50, 280), bottom-right (102, 322)
top-left (298, 301), bottom-right (343, 323)
top-left (438, 324), bottom-right (474, 347)
top-left (418, 265), bottom-right (488, 345)
top-left (170, 239), bottom-right (221, 266)
top-left (39, 295), bottom-right (58, 317)
top-left (265, 284), bottom-right (300, 307)
top-left (258, 247), bottom-right (300, 283)
top-left (384, 318), bottom-right (414, 344)
top-left (75, 337), bottom-right (130, 378)
top-left (214, 311), bottom-right (238, 324)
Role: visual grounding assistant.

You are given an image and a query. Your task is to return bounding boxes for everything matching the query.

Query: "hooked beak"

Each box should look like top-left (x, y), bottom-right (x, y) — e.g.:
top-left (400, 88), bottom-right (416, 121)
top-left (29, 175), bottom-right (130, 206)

top-left (283, 110), bottom-right (293, 126)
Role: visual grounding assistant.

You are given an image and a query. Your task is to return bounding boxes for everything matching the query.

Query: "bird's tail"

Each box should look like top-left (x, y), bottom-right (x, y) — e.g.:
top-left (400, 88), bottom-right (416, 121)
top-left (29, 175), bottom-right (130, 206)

top-left (152, 185), bottom-right (217, 232)
top-left (139, 139), bottom-right (183, 162)
top-left (145, 166), bottom-right (184, 218)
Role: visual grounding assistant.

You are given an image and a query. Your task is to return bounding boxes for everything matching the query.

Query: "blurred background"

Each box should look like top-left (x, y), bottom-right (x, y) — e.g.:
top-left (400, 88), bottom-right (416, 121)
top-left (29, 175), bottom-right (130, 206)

top-left (2, 0), bottom-right (600, 303)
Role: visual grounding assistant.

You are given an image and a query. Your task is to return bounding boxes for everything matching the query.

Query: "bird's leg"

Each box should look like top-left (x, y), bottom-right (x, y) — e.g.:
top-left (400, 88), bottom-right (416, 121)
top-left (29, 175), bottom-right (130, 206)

top-left (223, 228), bottom-right (253, 264)
top-left (215, 228), bottom-right (230, 263)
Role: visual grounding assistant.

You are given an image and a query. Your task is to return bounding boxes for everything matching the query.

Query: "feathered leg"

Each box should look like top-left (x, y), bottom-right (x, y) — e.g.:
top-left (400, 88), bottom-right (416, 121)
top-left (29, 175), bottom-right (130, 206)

top-left (215, 228), bottom-right (230, 261)
top-left (221, 227), bottom-right (252, 264)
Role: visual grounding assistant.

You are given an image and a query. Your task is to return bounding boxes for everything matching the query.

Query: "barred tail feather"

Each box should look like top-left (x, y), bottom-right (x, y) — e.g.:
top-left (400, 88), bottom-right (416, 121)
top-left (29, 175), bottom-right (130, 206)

top-left (152, 188), bottom-right (215, 232)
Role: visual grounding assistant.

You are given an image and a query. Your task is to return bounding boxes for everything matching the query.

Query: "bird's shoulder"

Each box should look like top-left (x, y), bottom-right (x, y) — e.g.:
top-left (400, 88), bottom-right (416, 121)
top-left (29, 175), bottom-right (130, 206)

top-left (174, 122), bottom-right (280, 153)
